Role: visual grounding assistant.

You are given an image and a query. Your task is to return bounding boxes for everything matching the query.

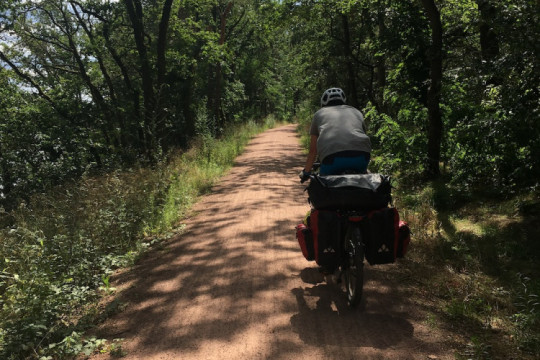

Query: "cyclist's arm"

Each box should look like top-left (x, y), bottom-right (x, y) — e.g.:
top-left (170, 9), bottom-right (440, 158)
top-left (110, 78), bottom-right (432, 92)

top-left (303, 135), bottom-right (318, 172)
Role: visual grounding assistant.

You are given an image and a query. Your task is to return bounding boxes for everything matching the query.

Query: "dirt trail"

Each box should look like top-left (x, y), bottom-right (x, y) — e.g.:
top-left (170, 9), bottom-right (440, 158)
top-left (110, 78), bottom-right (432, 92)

top-left (91, 124), bottom-right (455, 360)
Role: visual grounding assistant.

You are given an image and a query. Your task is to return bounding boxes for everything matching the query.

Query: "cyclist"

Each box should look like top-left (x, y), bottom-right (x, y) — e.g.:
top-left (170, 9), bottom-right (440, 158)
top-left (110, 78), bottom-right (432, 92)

top-left (300, 87), bottom-right (371, 182)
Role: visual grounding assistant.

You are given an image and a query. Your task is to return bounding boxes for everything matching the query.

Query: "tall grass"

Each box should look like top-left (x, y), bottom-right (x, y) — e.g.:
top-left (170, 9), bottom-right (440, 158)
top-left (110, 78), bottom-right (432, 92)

top-left (0, 117), bottom-right (278, 359)
top-left (392, 181), bottom-right (540, 359)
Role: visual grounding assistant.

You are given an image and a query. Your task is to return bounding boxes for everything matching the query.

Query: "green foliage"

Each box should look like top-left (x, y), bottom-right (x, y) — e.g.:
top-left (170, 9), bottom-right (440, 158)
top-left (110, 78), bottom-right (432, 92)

top-left (511, 275), bottom-right (540, 353)
top-left (457, 336), bottom-right (492, 360)
top-left (0, 117), bottom-right (276, 359)
top-left (0, 0), bottom-right (292, 211)
top-left (288, 0), bottom-right (538, 190)
top-left (294, 101), bottom-right (318, 152)
top-left (393, 179), bottom-right (540, 359)
top-left (365, 101), bottom-right (427, 177)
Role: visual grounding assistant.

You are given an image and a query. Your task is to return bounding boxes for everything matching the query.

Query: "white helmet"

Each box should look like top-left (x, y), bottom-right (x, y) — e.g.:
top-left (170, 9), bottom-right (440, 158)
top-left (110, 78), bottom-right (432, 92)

top-left (320, 87), bottom-right (346, 107)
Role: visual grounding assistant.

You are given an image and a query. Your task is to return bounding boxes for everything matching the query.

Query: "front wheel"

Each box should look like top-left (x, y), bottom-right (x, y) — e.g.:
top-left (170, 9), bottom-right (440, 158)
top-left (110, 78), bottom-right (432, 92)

top-left (343, 224), bottom-right (364, 307)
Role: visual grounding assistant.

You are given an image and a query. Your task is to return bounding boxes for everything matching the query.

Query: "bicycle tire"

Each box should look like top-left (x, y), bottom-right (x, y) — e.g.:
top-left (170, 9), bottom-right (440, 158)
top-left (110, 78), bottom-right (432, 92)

top-left (343, 223), bottom-right (364, 307)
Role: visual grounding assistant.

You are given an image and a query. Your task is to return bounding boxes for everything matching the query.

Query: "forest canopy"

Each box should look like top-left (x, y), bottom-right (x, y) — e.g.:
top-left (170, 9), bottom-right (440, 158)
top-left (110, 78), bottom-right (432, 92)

top-left (1, 0), bottom-right (539, 207)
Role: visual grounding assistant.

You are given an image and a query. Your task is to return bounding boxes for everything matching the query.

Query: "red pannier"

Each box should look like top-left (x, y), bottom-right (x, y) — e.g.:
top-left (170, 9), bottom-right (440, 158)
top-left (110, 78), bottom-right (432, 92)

top-left (296, 210), bottom-right (344, 268)
top-left (295, 223), bottom-right (315, 261)
top-left (397, 220), bottom-right (411, 258)
top-left (309, 210), bottom-right (344, 268)
top-left (296, 208), bottom-right (411, 266)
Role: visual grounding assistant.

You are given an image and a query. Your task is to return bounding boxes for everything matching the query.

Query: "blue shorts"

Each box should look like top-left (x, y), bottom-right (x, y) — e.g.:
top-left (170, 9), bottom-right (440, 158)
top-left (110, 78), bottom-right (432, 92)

top-left (320, 155), bottom-right (370, 175)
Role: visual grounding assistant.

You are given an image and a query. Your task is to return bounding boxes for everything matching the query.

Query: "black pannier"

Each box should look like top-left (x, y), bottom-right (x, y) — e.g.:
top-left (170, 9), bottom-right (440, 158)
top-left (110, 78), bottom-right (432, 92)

top-left (309, 210), bottom-right (345, 268)
top-left (307, 173), bottom-right (391, 211)
top-left (362, 207), bottom-right (399, 265)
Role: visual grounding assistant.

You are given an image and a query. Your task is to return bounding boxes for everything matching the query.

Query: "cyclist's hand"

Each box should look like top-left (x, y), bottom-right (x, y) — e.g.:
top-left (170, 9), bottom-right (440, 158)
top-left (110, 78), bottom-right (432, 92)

top-left (299, 170), bottom-right (311, 183)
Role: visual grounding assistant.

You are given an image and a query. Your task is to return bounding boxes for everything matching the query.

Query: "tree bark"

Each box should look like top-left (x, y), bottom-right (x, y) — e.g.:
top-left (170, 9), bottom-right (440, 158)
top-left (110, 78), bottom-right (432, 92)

top-left (124, 0), bottom-right (157, 158)
top-left (0, 51), bottom-right (58, 112)
top-left (155, 0), bottom-right (174, 149)
top-left (157, 0), bottom-right (173, 88)
top-left (0, 146), bottom-right (13, 210)
top-left (419, 0), bottom-right (443, 178)
top-left (476, 0), bottom-right (499, 61)
top-left (102, 21), bottom-right (143, 151)
top-left (54, 5), bottom-right (114, 147)
top-left (376, 0), bottom-right (387, 112)
top-left (70, 2), bottom-right (125, 148)
top-left (476, 0), bottom-right (500, 85)
top-left (210, 2), bottom-right (233, 132)
top-left (342, 14), bottom-right (359, 108)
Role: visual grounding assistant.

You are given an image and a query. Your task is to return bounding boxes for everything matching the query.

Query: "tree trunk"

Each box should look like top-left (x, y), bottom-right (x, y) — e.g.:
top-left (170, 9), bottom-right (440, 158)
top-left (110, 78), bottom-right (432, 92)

top-left (342, 14), bottom-right (359, 108)
top-left (102, 22), bottom-right (142, 152)
top-left (157, 0), bottom-right (173, 88)
top-left (155, 0), bottom-right (174, 150)
top-left (376, 0), bottom-right (387, 112)
top-left (476, 0), bottom-right (499, 61)
top-left (0, 146), bottom-right (13, 210)
top-left (124, 0), bottom-right (157, 159)
top-left (476, 0), bottom-right (500, 85)
top-left (211, 2), bottom-right (233, 133)
top-left (71, 2), bottom-right (125, 148)
top-left (0, 50), bottom-right (62, 116)
top-left (419, 0), bottom-right (443, 178)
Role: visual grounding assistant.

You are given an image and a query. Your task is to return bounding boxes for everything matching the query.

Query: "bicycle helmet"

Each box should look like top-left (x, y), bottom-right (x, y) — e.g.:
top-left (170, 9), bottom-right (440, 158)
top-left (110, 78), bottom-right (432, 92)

top-left (320, 87), bottom-right (346, 107)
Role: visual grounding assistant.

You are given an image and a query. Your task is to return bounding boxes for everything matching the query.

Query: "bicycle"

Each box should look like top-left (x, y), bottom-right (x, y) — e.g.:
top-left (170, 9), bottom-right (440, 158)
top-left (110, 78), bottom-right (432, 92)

top-left (303, 165), bottom-right (371, 308)
top-left (297, 165), bottom-right (409, 308)
top-left (305, 199), bottom-right (368, 308)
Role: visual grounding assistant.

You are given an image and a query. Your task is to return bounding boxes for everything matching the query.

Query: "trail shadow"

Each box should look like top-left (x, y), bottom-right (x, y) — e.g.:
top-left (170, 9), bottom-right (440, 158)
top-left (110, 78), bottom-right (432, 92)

top-left (290, 281), bottom-right (414, 349)
top-left (299, 267), bottom-right (325, 285)
top-left (432, 180), bottom-right (540, 277)
top-left (90, 125), bottom-right (309, 357)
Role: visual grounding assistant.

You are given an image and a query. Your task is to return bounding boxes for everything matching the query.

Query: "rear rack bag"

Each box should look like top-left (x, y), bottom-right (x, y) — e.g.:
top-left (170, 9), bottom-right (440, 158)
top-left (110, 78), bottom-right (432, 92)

top-left (307, 173), bottom-right (391, 211)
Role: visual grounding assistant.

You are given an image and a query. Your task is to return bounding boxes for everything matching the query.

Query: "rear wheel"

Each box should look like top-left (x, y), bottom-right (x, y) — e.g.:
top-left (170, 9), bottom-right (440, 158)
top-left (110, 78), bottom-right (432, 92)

top-left (343, 224), bottom-right (364, 307)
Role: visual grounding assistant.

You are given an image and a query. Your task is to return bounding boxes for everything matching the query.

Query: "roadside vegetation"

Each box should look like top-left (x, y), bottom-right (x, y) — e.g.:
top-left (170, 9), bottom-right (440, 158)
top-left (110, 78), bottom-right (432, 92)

top-left (0, 116), bottom-right (278, 359)
top-left (394, 182), bottom-right (540, 360)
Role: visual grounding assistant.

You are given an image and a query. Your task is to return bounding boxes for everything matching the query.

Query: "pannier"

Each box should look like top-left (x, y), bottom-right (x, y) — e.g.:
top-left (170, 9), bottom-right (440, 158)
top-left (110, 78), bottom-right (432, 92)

top-left (362, 207), bottom-right (399, 265)
top-left (397, 221), bottom-right (411, 258)
top-left (307, 173), bottom-right (391, 210)
top-left (295, 208), bottom-right (411, 266)
top-left (308, 210), bottom-right (344, 268)
top-left (295, 223), bottom-right (315, 261)
top-left (361, 208), bottom-right (411, 265)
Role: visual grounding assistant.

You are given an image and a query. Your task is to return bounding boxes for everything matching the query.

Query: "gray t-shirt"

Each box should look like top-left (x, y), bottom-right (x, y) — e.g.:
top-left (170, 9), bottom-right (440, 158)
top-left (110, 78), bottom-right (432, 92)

top-left (309, 105), bottom-right (371, 161)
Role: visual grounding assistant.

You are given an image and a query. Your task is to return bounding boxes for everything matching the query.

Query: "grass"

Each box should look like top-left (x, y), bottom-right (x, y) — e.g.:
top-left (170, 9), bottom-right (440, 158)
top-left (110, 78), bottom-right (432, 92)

top-left (0, 116), bottom-right (280, 359)
top-left (392, 180), bottom-right (540, 359)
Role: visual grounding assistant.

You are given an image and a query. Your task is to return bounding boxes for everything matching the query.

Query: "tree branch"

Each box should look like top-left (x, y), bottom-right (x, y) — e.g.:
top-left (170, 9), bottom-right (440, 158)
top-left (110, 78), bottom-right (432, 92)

top-left (0, 49), bottom-right (59, 112)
